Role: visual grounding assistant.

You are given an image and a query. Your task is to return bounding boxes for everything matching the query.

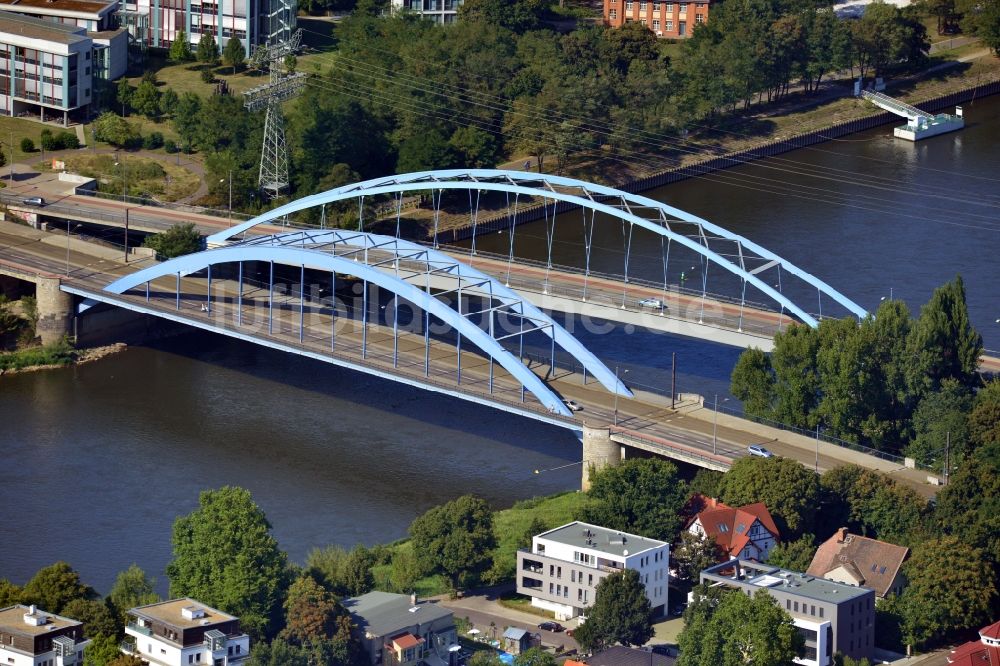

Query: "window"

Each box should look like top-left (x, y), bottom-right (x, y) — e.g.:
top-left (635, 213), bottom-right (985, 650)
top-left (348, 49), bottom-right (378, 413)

top-left (189, 657), bottom-right (194, 664)
top-left (571, 571), bottom-right (576, 583)
top-left (666, 20), bottom-right (673, 29)
top-left (653, 2), bottom-right (660, 9)
top-left (588, 574), bottom-right (593, 586)
top-left (695, 14), bottom-right (704, 22)
top-left (640, 1), bottom-right (647, 9)
top-left (786, 600), bottom-right (790, 610)
top-left (793, 601), bottom-right (799, 612)
top-left (549, 583), bottom-right (554, 594)
top-left (557, 566), bottom-right (562, 579)
top-left (609, 8), bottom-right (617, 17)
top-left (819, 607), bottom-right (824, 618)
top-left (811, 605), bottom-right (816, 616)
top-left (666, 2), bottom-right (673, 10)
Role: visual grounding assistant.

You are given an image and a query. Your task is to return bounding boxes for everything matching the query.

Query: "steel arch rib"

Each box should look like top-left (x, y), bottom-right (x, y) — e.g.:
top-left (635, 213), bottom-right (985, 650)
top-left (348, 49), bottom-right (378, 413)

top-left (104, 245), bottom-right (574, 417)
top-left (207, 170), bottom-right (868, 326)
top-left (250, 229), bottom-right (631, 398)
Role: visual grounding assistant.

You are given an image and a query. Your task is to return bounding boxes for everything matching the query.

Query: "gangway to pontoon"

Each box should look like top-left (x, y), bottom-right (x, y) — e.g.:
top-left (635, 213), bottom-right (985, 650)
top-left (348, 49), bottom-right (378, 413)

top-left (861, 90), bottom-right (964, 141)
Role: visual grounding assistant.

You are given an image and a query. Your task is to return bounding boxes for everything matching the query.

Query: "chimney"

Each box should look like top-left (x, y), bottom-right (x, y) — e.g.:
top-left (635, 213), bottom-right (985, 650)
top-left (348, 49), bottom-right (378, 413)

top-left (837, 527), bottom-right (849, 543)
top-left (410, 593), bottom-right (417, 607)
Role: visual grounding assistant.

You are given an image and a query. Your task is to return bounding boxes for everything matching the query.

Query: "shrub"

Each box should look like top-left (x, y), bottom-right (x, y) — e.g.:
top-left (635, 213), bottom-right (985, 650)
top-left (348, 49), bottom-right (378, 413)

top-left (164, 139), bottom-right (178, 153)
top-left (200, 68), bottom-right (214, 84)
top-left (40, 129), bottom-right (56, 151)
top-left (142, 132), bottom-right (164, 150)
top-left (58, 132), bottom-right (80, 149)
top-left (19, 138), bottom-right (34, 153)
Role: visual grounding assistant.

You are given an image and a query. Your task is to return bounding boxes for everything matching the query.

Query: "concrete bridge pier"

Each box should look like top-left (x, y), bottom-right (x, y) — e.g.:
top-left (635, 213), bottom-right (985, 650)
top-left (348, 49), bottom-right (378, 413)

top-left (581, 422), bottom-right (622, 491)
top-left (35, 276), bottom-right (73, 344)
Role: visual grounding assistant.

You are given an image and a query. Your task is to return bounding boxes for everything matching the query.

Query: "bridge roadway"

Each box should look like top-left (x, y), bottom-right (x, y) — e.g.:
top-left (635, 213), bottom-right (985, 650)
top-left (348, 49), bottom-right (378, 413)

top-left (5, 192), bottom-right (787, 349)
top-left (0, 224), bottom-right (945, 497)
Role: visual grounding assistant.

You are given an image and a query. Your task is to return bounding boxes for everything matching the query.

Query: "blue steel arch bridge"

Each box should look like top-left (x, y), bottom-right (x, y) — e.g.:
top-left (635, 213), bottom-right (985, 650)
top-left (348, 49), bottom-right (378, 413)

top-left (59, 169), bottom-right (867, 436)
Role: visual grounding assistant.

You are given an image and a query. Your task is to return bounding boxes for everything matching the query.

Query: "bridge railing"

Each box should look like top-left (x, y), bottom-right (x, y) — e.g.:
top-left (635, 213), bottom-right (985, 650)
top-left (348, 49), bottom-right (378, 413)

top-left (610, 427), bottom-right (732, 470)
top-left (713, 403), bottom-right (914, 468)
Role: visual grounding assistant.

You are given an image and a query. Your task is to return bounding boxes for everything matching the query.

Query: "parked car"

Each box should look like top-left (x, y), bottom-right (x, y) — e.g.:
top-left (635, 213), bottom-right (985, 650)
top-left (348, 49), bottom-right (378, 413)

top-left (638, 297), bottom-right (665, 309)
top-left (748, 444), bottom-right (774, 458)
top-left (564, 400), bottom-right (583, 412)
top-left (538, 621), bottom-right (565, 632)
top-left (21, 196), bottom-right (44, 206)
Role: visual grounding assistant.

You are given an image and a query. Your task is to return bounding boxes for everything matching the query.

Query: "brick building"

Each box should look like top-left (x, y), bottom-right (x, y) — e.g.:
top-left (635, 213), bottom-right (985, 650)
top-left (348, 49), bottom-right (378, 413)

top-left (603, 0), bottom-right (710, 38)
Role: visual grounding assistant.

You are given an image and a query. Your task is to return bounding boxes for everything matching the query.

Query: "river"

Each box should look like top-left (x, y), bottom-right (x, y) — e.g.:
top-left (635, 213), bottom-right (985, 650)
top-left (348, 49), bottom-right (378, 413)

top-left (2, 95), bottom-right (998, 595)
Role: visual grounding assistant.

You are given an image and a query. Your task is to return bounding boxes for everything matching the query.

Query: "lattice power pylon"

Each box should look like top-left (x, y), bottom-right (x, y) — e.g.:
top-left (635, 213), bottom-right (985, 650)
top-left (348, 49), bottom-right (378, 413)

top-left (243, 26), bottom-right (304, 198)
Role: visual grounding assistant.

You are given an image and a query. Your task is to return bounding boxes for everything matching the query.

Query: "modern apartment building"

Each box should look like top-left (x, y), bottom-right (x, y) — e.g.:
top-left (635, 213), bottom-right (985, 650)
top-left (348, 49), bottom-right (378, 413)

top-left (700, 560), bottom-right (875, 666)
top-left (390, 0), bottom-right (462, 25)
top-left (122, 598), bottom-right (250, 666)
top-left (120, 0), bottom-right (291, 56)
top-left (0, 0), bottom-right (126, 80)
top-left (0, 604), bottom-right (90, 666)
top-left (0, 13), bottom-right (96, 124)
top-left (603, 0), bottom-right (711, 38)
top-left (516, 521), bottom-right (670, 621)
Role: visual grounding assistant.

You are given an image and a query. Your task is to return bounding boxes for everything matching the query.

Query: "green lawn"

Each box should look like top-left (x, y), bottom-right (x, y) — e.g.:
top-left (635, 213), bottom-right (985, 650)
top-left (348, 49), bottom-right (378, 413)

top-left (38, 153), bottom-right (201, 201)
top-left (0, 116), bottom-right (78, 163)
top-left (498, 592), bottom-right (554, 619)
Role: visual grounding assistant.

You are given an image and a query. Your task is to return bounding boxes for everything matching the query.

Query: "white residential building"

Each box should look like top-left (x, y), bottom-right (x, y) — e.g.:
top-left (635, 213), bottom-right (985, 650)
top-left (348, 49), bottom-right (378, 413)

top-left (516, 521), bottom-right (670, 621)
top-left (0, 13), bottom-right (96, 124)
top-left (0, 604), bottom-right (89, 666)
top-left (122, 598), bottom-right (250, 666)
top-left (391, 0), bottom-right (463, 25)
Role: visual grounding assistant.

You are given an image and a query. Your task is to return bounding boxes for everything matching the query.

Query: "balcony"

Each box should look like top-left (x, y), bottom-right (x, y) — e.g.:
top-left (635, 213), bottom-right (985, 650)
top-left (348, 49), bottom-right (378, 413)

top-left (127, 622), bottom-right (153, 637)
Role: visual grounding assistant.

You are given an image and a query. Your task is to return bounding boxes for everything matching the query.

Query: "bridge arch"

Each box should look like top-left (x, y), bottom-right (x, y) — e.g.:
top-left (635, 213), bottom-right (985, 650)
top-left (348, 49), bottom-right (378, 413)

top-left (234, 228), bottom-right (631, 397)
top-left (208, 170), bottom-right (868, 328)
top-left (106, 245), bottom-right (591, 417)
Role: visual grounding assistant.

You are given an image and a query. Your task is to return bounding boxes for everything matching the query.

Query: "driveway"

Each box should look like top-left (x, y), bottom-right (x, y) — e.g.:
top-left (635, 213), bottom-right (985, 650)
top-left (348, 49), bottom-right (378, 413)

top-left (437, 592), bottom-right (580, 654)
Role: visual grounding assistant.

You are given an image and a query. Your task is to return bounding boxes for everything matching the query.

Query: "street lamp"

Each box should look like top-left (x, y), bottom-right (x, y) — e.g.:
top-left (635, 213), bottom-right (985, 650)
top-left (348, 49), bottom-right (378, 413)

top-left (613, 366), bottom-right (629, 426)
top-left (712, 394), bottom-right (729, 454)
top-left (219, 171), bottom-right (232, 220)
top-left (115, 160), bottom-right (128, 262)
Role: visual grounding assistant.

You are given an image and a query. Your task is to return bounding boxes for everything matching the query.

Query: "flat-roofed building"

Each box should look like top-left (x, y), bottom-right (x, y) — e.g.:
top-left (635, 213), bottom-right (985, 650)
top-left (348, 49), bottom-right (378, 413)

top-left (603, 0), bottom-right (711, 38)
top-left (516, 521), bottom-right (670, 621)
top-left (0, 604), bottom-right (90, 666)
top-left (0, 13), bottom-right (96, 124)
top-left (343, 592), bottom-right (457, 666)
top-left (0, 0), bottom-right (125, 80)
top-left (390, 0), bottom-right (463, 25)
top-left (700, 560), bottom-right (874, 666)
top-left (122, 598), bottom-right (250, 666)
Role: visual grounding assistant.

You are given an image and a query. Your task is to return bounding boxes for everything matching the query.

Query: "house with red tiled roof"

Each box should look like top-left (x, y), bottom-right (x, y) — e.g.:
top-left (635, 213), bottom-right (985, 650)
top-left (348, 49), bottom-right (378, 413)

top-left (947, 619), bottom-right (1000, 665)
top-left (807, 528), bottom-right (909, 599)
top-left (685, 496), bottom-right (780, 561)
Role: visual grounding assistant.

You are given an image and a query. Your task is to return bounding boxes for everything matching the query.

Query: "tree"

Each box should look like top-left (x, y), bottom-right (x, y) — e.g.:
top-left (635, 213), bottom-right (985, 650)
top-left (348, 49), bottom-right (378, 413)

top-left (158, 88), bottom-right (179, 119)
top-left (223, 37), bottom-right (245, 74)
top-left (766, 535), bottom-right (816, 572)
top-left (968, 379), bottom-right (1000, 449)
top-left (408, 495), bottom-right (496, 590)
top-left (959, 0), bottom-right (1000, 54)
top-left (575, 569), bottom-right (652, 652)
top-left (84, 633), bottom-right (124, 666)
top-left (169, 30), bottom-right (193, 62)
top-left (22, 562), bottom-right (92, 614)
top-left (819, 465), bottom-right (928, 545)
top-left (513, 648), bottom-right (557, 666)
top-left (673, 531), bottom-right (719, 583)
top-left (934, 441), bottom-right (1000, 570)
top-left (197, 32), bottom-right (220, 64)
top-left (899, 536), bottom-right (997, 648)
top-left (449, 126), bottom-right (500, 168)
top-left (467, 652), bottom-right (505, 666)
top-left (171, 93), bottom-right (202, 148)
top-left (906, 379), bottom-right (973, 469)
top-left (92, 112), bottom-right (137, 148)
top-left (396, 129), bottom-right (455, 173)
top-left (108, 565), bottom-right (159, 625)
top-left (677, 588), bottom-right (803, 666)
top-left (0, 579), bottom-right (23, 606)
top-left (718, 456), bottom-right (819, 538)
top-left (580, 458), bottom-right (688, 542)
top-left (132, 80), bottom-right (161, 119)
top-left (731, 347), bottom-right (776, 419)
top-left (20, 137), bottom-right (34, 152)
top-left (107, 657), bottom-right (143, 666)
top-left (388, 547), bottom-right (424, 594)
top-left (62, 599), bottom-right (117, 639)
top-left (907, 276), bottom-right (982, 398)
top-left (284, 53), bottom-right (297, 74)
top-left (458, 0), bottom-right (549, 33)
top-left (166, 486), bottom-right (289, 640)
top-left (340, 545), bottom-right (375, 597)
top-left (280, 576), bottom-right (340, 644)
top-left (116, 78), bottom-right (132, 114)
top-left (143, 223), bottom-right (202, 259)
